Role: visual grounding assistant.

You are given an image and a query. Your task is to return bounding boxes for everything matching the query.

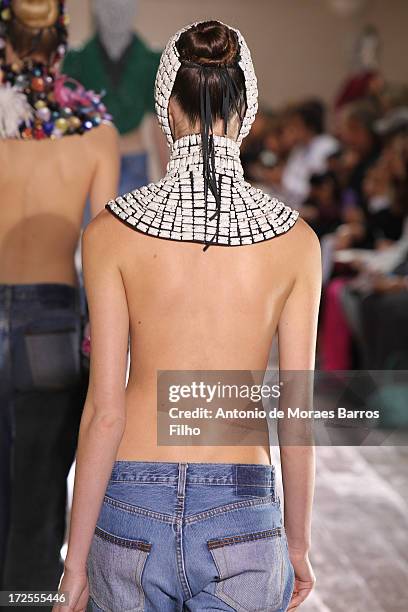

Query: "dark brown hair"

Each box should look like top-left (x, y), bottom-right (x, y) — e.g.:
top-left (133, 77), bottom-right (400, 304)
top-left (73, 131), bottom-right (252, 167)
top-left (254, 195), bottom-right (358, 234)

top-left (7, 0), bottom-right (61, 61)
top-left (171, 21), bottom-right (246, 126)
top-left (8, 20), bottom-right (60, 59)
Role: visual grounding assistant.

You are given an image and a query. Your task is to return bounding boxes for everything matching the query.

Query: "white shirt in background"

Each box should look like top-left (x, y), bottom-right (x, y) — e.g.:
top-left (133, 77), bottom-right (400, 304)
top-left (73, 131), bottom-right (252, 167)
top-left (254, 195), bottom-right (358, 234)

top-left (282, 134), bottom-right (339, 207)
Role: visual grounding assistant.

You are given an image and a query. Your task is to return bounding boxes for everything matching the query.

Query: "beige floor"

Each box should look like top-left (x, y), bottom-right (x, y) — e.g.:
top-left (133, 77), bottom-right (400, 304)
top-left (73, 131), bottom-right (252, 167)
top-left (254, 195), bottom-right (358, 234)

top-left (300, 445), bottom-right (408, 612)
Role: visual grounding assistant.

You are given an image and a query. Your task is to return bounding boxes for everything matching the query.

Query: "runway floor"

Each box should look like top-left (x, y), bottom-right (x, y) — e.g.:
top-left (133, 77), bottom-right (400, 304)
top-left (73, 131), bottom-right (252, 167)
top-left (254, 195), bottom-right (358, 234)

top-left (298, 446), bottom-right (408, 612)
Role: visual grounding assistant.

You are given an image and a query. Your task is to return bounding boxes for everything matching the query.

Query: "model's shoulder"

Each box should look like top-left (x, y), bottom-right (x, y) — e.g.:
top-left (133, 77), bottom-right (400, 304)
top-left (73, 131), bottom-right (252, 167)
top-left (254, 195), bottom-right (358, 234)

top-left (263, 195), bottom-right (320, 258)
top-left (279, 217), bottom-right (321, 279)
top-left (286, 216), bottom-right (320, 248)
top-left (83, 121), bottom-right (119, 147)
top-left (82, 208), bottom-right (125, 249)
top-left (287, 213), bottom-right (319, 246)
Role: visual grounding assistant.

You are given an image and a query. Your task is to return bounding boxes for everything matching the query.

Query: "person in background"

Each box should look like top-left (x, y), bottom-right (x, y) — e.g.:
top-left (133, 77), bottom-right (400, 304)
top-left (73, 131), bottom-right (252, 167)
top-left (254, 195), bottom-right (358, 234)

top-left (240, 108), bottom-right (269, 181)
top-left (358, 251), bottom-right (408, 369)
top-left (334, 25), bottom-right (383, 112)
top-left (281, 99), bottom-right (339, 207)
top-left (301, 172), bottom-right (342, 239)
top-left (241, 110), bottom-right (292, 201)
top-left (63, 0), bottom-right (168, 195)
top-left (338, 101), bottom-right (382, 210)
top-left (319, 121), bottom-right (408, 370)
top-left (0, 0), bottom-right (119, 597)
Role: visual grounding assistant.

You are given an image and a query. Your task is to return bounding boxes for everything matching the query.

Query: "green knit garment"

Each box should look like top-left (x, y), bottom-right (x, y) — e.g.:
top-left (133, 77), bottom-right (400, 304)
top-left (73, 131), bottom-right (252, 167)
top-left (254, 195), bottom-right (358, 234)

top-left (63, 34), bottom-right (161, 135)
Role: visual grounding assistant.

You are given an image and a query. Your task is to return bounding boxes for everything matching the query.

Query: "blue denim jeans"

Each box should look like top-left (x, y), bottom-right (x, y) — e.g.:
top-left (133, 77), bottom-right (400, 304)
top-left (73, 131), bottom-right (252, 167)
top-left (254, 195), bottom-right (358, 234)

top-left (81, 153), bottom-right (148, 230)
top-left (119, 152), bottom-right (149, 195)
top-left (0, 284), bottom-right (86, 595)
top-left (87, 461), bottom-right (295, 612)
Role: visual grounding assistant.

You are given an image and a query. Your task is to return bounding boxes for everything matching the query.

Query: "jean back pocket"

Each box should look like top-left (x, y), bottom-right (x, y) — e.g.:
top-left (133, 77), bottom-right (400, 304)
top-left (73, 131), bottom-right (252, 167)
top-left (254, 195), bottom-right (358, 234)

top-left (208, 527), bottom-right (286, 612)
top-left (13, 310), bottom-right (82, 392)
top-left (87, 526), bottom-right (151, 612)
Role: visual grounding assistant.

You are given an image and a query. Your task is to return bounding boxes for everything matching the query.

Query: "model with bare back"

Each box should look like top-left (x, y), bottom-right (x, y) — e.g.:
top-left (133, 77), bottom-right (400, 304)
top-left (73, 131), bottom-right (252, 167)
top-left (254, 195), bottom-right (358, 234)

top-left (57, 21), bottom-right (321, 612)
top-left (63, 0), bottom-right (168, 195)
top-left (0, 0), bottom-right (119, 595)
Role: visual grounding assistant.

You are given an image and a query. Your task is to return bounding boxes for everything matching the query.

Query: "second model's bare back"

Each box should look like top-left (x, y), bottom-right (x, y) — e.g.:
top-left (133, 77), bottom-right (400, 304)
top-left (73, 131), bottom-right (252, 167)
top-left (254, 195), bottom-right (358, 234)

top-left (88, 210), bottom-right (319, 465)
top-left (0, 123), bottom-right (119, 285)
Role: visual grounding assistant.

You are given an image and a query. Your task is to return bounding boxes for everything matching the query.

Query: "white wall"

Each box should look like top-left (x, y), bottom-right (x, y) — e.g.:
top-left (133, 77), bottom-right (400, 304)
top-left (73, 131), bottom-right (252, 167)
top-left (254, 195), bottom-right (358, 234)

top-left (66, 0), bottom-right (408, 109)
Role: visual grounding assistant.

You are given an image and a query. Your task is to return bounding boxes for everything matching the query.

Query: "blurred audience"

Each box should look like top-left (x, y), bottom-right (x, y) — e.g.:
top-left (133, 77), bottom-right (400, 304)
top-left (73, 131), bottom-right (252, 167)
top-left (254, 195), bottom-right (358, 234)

top-left (241, 75), bottom-right (408, 372)
top-left (280, 100), bottom-right (339, 206)
top-left (302, 171), bottom-right (342, 239)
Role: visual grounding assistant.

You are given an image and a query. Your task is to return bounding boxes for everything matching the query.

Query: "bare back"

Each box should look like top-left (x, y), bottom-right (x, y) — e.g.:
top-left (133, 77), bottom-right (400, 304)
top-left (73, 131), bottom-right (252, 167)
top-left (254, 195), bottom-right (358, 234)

top-left (0, 123), bottom-right (119, 285)
top-left (84, 211), bottom-right (320, 466)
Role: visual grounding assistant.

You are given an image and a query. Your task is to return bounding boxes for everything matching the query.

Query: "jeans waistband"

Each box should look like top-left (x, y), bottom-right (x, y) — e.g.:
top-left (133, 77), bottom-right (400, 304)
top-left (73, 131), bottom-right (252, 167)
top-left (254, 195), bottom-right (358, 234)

top-left (0, 283), bottom-right (79, 308)
top-left (120, 151), bottom-right (148, 164)
top-left (110, 461), bottom-right (275, 487)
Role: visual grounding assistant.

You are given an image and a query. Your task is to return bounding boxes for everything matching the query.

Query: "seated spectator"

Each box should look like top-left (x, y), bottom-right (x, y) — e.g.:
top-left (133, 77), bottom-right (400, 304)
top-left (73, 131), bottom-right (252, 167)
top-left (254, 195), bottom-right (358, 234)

top-left (242, 111), bottom-right (292, 201)
top-left (238, 86), bottom-right (408, 374)
top-left (341, 247), bottom-right (408, 370)
top-left (337, 100), bottom-right (382, 234)
top-left (240, 109), bottom-right (270, 181)
top-left (281, 99), bottom-right (339, 206)
top-left (318, 100), bottom-right (390, 261)
top-left (330, 115), bottom-right (408, 252)
top-left (301, 172), bottom-right (342, 239)
top-left (320, 133), bottom-right (408, 370)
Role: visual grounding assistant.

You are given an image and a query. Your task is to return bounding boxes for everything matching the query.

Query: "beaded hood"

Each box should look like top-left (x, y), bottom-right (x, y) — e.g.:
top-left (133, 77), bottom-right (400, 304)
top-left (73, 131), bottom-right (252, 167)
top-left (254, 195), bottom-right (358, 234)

top-left (106, 22), bottom-right (299, 248)
top-left (154, 21), bottom-right (258, 147)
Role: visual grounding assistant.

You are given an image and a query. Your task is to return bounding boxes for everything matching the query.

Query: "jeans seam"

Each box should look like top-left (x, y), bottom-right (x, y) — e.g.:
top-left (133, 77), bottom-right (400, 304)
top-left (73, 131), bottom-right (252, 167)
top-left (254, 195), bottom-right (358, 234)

top-left (103, 494), bottom-right (174, 524)
top-left (106, 479), bottom-right (275, 486)
top-left (94, 525), bottom-right (152, 551)
top-left (208, 527), bottom-right (282, 549)
top-left (175, 463), bottom-right (192, 600)
top-left (109, 478), bottom-right (178, 484)
top-left (232, 482), bottom-right (273, 487)
top-left (186, 479), bottom-right (234, 485)
top-left (185, 494), bottom-right (276, 525)
top-left (277, 535), bottom-right (285, 609)
top-left (88, 592), bottom-right (107, 612)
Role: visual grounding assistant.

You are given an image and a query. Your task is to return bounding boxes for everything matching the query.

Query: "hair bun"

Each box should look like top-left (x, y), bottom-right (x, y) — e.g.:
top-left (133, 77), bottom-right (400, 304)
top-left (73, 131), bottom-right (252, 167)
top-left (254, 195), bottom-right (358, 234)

top-left (12, 0), bottom-right (59, 29)
top-left (177, 21), bottom-right (239, 67)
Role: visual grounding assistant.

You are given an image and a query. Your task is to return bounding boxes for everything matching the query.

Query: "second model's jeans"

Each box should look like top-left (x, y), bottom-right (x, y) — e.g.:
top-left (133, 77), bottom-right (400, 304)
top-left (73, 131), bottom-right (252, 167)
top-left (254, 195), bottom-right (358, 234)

top-left (119, 152), bottom-right (149, 195)
top-left (0, 284), bottom-right (86, 595)
top-left (87, 461), bottom-right (295, 612)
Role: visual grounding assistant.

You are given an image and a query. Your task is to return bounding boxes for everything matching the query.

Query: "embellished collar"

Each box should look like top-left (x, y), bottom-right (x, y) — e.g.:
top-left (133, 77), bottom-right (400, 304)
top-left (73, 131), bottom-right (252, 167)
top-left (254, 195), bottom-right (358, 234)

top-left (167, 133), bottom-right (244, 177)
top-left (0, 59), bottom-right (111, 140)
top-left (106, 133), bottom-right (299, 250)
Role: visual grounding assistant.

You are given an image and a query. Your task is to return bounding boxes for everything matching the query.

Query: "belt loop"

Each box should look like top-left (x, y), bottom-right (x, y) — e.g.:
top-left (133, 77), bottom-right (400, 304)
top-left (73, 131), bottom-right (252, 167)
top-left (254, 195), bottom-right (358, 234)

top-left (177, 462), bottom-right (188, 498)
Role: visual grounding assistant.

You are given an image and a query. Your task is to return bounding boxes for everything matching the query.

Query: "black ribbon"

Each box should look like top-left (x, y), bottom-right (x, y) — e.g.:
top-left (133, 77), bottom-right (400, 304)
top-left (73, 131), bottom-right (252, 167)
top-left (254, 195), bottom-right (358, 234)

top-left (182, 60), bottom-right (243, 252)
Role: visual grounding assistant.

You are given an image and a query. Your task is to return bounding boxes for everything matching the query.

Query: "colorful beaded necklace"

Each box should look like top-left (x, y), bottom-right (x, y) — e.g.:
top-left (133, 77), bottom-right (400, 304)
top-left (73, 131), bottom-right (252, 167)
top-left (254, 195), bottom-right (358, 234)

top-left (0, 0), bottom-right (111, 140)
